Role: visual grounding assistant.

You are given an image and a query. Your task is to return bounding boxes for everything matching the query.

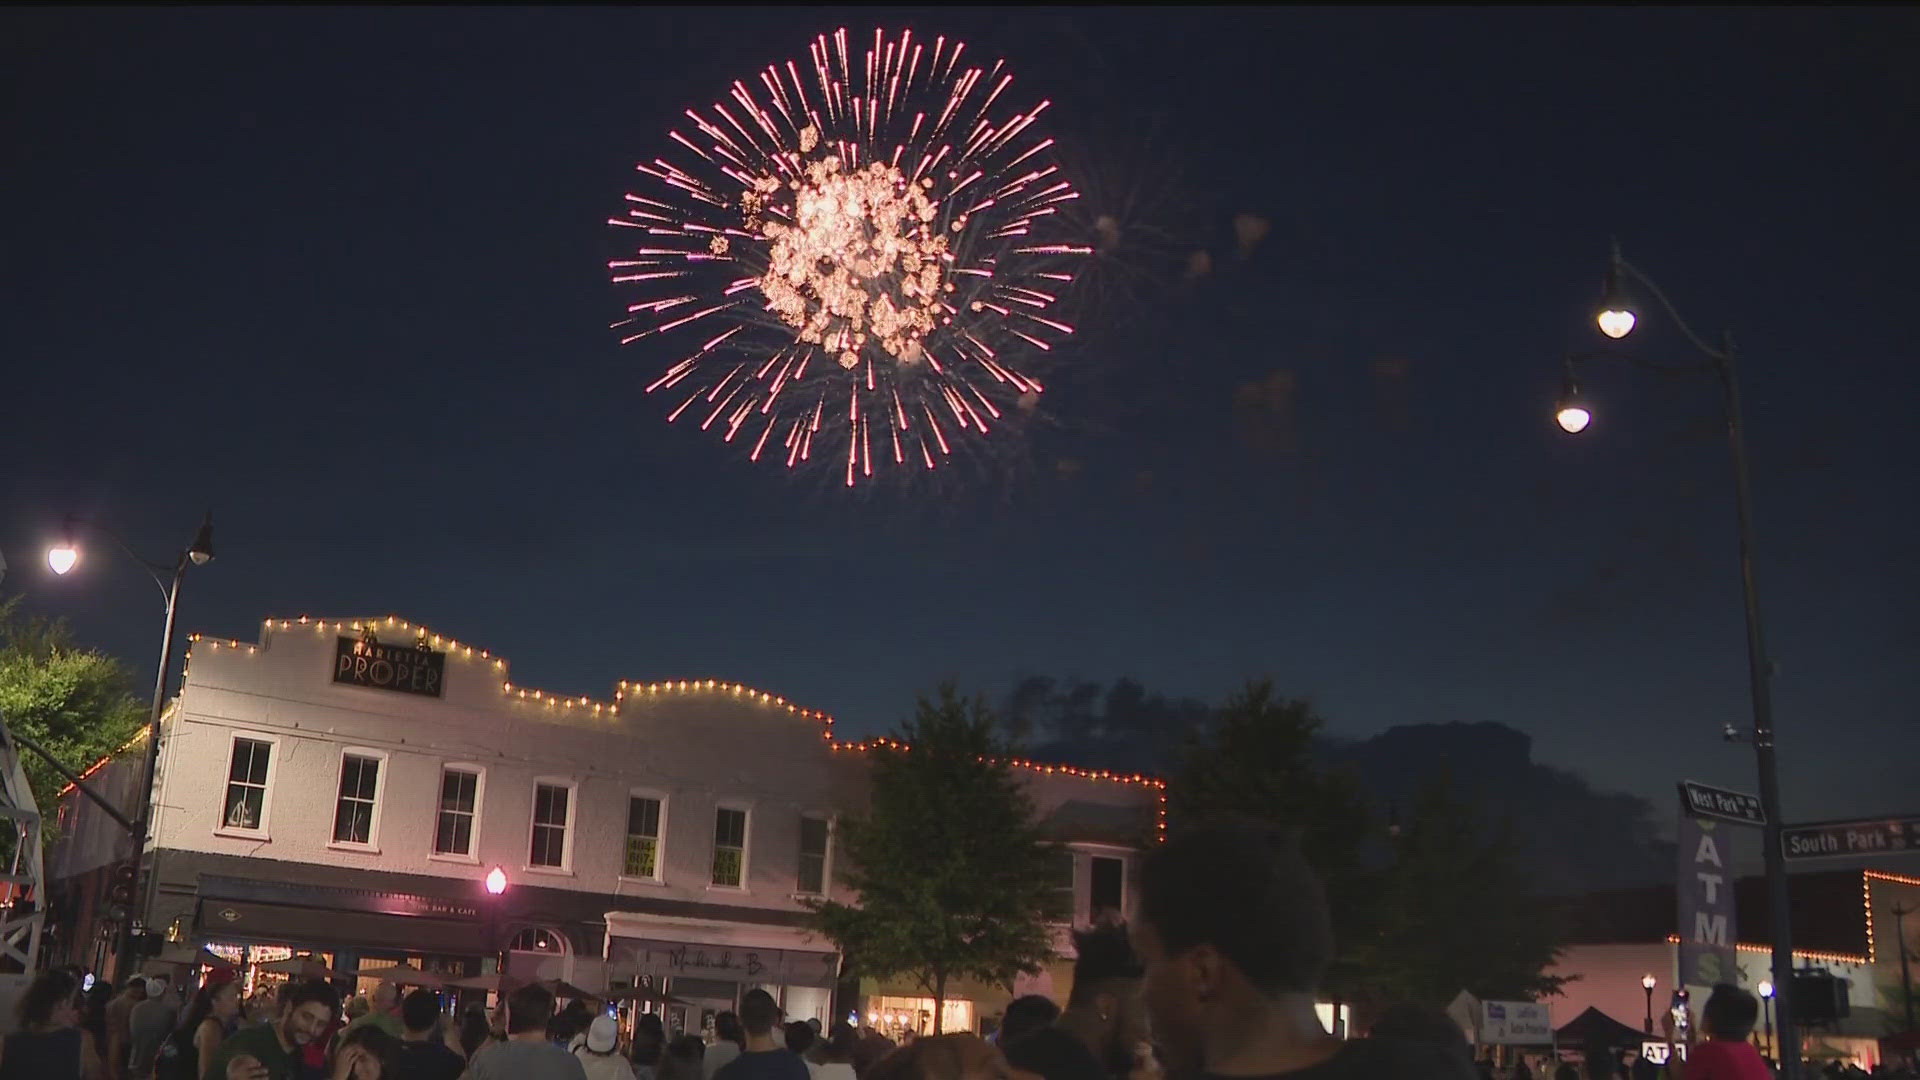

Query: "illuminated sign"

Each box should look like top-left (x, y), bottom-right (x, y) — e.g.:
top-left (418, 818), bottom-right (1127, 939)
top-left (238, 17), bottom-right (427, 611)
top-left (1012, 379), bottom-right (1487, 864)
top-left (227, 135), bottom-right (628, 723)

top-left (1641, 1043), bottom-right (1687, 1064)
top-left (333, 636), bottom-right (445, 697)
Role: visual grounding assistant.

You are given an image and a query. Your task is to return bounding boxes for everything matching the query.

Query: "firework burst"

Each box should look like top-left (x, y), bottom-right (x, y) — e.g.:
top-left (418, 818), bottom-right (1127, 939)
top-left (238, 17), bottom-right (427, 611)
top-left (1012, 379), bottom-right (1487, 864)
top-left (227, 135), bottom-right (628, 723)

top-left (609, 27), bottom-right (1087, 487)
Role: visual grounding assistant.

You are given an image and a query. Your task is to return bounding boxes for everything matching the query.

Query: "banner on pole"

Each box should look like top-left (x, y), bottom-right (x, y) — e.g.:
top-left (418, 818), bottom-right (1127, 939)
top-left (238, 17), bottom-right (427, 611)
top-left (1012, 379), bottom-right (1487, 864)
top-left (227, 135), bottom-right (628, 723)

top-left (1677, 812), bottom-right (1739, 989)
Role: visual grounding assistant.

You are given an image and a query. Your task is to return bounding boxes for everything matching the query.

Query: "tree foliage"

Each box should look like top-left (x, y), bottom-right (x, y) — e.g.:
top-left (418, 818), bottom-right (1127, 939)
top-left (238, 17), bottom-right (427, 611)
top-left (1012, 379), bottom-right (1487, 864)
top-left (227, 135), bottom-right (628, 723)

top-left (809, 685), bottom-right (1061, 1032)
top-left (0, 596), bottom-right (147, 833)
top-left (1169, 681), bottom-right (1566, 1013)
top-left (1343, 775), bottom-right (1569, 1010)
top-left (1167, 681), bottom-right (1379, 998)
top-left (1168, 681), bottom-right (1370, 876)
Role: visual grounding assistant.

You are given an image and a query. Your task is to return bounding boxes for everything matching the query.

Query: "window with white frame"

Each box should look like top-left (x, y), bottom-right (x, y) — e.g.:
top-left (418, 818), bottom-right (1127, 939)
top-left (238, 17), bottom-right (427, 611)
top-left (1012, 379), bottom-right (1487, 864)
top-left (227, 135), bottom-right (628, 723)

top-left (434, 768), bottom-right (481, 856)
top-left (222, 737), bottom-right (272, 832)
top-left (331, 753), bottom-right (382, 845)
top-left (509, 927), bottom-right (569, 954)
top-left (711, 806), bottom-right (747, 887)
top-left (797, 815), bottom-right (830, 895)
top-left (530, 783), bottom-right (571, 868)
top-left (625, 796), bottom-right (663, 879)
top-left (1048, 849), bottom-right (1076, 922)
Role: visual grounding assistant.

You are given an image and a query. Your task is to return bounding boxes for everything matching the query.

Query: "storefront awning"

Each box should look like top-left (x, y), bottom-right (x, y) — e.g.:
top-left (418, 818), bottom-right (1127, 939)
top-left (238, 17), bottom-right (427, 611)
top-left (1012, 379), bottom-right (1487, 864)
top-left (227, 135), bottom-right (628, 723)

top-left (197, 899), bottom-right (480, 956)
top-left (606, 930), bottom-right (839, 989)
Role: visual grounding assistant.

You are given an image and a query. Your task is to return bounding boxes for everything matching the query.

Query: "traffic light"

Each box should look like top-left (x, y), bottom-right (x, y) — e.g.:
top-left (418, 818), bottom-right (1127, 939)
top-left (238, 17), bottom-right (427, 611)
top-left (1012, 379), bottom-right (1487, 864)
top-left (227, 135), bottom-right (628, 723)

top-left (106, 863), bottom-right (136, 924)
top-left (107, 864), bottom-right (136, 906)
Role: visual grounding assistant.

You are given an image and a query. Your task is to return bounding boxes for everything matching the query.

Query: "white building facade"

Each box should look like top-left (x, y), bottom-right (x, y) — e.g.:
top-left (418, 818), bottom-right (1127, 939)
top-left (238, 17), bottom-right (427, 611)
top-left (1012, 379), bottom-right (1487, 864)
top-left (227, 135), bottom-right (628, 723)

top-left (51, 614), bottom-right (1164, 1033)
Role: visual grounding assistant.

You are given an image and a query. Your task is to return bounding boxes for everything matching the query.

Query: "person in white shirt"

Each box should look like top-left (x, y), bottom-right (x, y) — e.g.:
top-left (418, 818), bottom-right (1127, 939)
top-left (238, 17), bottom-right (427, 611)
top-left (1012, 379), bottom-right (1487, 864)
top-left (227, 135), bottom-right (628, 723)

top-left (701, 1013), bottom-right (745, 1080)
top-left (576, 1015), bottom-right (639, 1080)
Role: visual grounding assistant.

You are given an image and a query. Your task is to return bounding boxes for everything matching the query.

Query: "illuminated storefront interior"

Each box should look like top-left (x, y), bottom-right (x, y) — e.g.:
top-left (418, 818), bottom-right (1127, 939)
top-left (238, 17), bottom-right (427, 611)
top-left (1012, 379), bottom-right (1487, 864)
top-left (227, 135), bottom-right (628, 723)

top-left (866, 995), bottom-right (976, 1039)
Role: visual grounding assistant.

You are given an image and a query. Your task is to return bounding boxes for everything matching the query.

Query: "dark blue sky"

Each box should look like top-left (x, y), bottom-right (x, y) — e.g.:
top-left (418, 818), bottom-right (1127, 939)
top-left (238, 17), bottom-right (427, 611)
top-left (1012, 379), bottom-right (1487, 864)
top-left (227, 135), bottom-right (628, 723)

top-left (5, 7), bottom-right (1915, 825)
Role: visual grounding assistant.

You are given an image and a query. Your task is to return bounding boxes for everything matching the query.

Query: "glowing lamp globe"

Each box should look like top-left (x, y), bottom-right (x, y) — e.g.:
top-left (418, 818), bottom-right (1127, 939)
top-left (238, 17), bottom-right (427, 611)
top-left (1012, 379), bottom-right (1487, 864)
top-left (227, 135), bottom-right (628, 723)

top-left (1642, 974), bottom-right (1657, 991)
top-left (1758, 980), bottom-right (1774, 1000)
top-left (1597, 308), bottom-right (1636, 340)
top-left (47, 546), bottom-right (79, 575)
top-left (485, 867), bottom-right (508, 895)
top-left (1556, 405), bottom-right (1592, 434)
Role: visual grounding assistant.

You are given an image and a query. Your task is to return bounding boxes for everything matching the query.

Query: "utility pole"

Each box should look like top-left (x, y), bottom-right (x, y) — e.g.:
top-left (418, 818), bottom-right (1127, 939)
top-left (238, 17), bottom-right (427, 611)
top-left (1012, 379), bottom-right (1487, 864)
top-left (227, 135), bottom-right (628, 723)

top-left (1894, 901), bottom-right (1915, 1033)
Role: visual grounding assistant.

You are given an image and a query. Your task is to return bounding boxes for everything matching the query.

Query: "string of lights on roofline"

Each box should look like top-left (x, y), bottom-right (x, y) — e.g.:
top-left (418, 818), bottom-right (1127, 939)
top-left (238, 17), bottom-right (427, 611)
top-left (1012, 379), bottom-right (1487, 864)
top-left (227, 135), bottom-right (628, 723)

top-left (158, 616), bottom-right (1166, 806)
top-left (1655, 869), bottom-right (1920, 969)
top-left (60, 617), bottom-right (1920, 864)
top-left (66, 622), bottom-right (1920, 862)
top-left (1863, 870), bottom-right (1920, 968)
top-left (56, 727), bottom-right (152, 799)
top-left (1661, 935), bottom-right (1869, 968)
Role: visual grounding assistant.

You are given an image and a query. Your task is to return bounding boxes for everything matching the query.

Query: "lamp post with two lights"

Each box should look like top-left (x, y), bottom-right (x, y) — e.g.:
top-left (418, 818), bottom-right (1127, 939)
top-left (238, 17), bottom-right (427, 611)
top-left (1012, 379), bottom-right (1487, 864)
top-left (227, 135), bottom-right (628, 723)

top-left (1551, 244), bottom-right (1796, 1078)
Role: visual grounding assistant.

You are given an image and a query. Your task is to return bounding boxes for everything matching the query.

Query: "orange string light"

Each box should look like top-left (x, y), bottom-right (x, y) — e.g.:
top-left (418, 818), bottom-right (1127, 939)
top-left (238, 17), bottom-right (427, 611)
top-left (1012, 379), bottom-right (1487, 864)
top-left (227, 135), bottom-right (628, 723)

top-left (110, 614), bottom-right (1172, 838)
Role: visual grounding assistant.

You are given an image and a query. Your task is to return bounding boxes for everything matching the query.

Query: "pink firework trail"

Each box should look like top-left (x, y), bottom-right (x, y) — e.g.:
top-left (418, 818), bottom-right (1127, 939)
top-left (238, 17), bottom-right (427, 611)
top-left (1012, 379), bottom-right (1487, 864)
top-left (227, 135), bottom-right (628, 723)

top-left (609, 27), bottom-right (1087, 487)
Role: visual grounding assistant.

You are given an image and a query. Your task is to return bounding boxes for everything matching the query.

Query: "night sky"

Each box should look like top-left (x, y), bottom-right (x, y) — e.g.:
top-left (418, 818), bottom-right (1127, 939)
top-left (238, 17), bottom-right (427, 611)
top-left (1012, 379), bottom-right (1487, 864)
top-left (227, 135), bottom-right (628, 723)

top-left (5, 7), bottom-right (1915, 828)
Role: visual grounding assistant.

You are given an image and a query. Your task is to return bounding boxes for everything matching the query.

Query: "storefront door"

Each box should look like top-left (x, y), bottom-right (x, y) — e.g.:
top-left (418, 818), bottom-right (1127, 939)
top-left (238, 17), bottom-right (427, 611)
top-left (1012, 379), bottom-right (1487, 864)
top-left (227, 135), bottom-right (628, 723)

top-left (668, 977), bottom-right (741, 1041)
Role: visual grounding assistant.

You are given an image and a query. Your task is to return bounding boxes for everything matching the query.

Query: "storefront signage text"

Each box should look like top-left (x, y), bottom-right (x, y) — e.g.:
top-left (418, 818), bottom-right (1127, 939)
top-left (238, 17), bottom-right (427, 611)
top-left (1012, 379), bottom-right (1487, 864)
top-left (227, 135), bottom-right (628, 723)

top-left (333, 636), bottom-right (446, 698)
top-left (613, 937), bottom-right (840, 988)
top-left (365, 893), bottom-right (479, 919)
top-left (671, 946), bottom-right (769, 979)
top-left (200, 875), bottom-right (478, 921)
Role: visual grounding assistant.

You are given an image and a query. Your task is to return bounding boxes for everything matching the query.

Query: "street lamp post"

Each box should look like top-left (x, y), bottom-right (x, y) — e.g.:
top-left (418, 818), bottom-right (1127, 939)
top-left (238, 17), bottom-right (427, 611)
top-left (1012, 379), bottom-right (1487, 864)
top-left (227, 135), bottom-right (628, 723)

top-left (1556, 242), bottom-right (1797, 1080)
top-left (47, 512), bottom-right (215, 980)
top-left (1759, 980), bottom-right (1776, 1060)
top-left (485, 866), bottom-right (509, 990)
top-left (1642, 974), bottom-right (1657, 1034)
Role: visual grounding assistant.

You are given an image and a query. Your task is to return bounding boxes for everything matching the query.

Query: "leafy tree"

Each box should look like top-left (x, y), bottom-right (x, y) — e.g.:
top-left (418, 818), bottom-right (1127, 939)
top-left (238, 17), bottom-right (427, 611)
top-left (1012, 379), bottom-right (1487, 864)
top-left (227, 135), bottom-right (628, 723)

top-left (1344, 774), bottom-right (1569, 1009)
top-left (0, 596), bottom-right (147, 840)
top-left (1168, 681), bottom-right (1370, 875)
top-left (809, 685), bottom-right (1061, 1032)
top-left (1167, 681), bottom-right (1379, 999)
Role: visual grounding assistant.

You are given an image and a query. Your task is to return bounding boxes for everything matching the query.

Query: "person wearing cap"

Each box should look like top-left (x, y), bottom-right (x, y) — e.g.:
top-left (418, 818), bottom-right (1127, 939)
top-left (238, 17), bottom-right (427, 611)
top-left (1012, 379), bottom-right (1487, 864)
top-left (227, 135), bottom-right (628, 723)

top-left (575, 1014), bottom-right (639, 1080)
top-left (712, 991), bottom-right (808, 1080)
top-left (128, 976), bottom-right (181, 1078)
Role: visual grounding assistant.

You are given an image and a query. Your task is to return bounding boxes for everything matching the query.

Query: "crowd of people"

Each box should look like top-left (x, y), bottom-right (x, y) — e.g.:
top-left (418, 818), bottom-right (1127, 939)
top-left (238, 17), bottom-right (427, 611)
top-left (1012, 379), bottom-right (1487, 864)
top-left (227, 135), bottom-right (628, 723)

top-left (7, 819), bottom-right (1905, 1080)
top-left (1472, 982), bottom-right (1917, 1080)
